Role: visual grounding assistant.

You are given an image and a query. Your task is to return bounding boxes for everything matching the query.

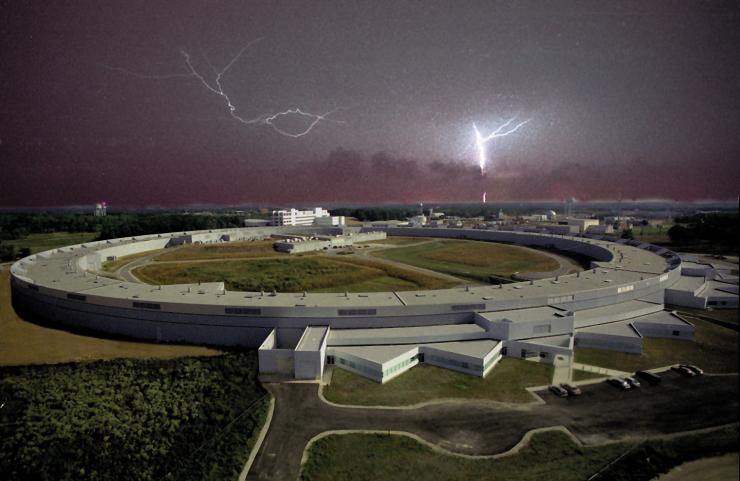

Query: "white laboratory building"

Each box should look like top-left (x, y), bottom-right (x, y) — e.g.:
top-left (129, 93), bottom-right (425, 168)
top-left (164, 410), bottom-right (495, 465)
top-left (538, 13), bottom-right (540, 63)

top-left (270, 207), bottom-right (345, 227)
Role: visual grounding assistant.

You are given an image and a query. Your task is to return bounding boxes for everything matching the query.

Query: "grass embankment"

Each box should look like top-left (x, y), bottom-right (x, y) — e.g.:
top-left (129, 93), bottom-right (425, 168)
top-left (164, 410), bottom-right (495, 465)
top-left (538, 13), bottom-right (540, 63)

top-left (323, 359), bottom-right (553, 406)
top-left (154, 240), bottom-right (282, 261)
top-left (575, 318), bottom-right (738, 373)
top-left (101, 249), bottom-right (163, 273)
top-left (0, 267), bottom-right (219, 366)
top-left (301, 425), bottom-right (739, 481)
top-left (365, 236), bottom-right (432, 246)
top-left (572, 370), bottom-right (607, 382)
top-left (668, 305), bottom-right (739, 326)
top-left (0, 352), bottom-right (267, 481)
top-left (1, 231), bottom-right (99, 255)
top-left (371, 239), bottom-right (559, 283)
top-left (135, 256), bottom-right (457, 293)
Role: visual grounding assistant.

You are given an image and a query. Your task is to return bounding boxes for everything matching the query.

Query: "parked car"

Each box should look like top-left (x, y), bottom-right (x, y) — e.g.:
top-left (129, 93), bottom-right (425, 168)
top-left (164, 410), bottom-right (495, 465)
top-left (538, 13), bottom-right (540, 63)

top-left (636, 370), bottom-right (662, 385)
top-left (560, 383), bottom-right (582, 396)
top-left (624, 377), bottom-right (641, 388)
top-left (607, 378), bottom-right (630, 390)
top-left (671, 365), bottom-right (696, 377)
top-left (549, 385), bottom-right (569, 397)
top-left (680, 364), bottom-right (704, 376)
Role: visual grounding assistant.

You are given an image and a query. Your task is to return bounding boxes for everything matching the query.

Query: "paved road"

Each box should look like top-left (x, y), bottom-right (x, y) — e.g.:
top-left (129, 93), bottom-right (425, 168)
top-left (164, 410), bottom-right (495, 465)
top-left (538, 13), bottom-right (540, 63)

top-left (246, 372), bottom-right (738, 480)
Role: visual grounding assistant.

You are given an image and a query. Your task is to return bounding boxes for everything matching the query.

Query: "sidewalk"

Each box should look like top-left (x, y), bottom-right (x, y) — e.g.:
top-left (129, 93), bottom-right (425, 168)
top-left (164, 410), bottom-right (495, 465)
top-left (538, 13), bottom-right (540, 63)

top-left (572, 362), bottom-right (632, 377)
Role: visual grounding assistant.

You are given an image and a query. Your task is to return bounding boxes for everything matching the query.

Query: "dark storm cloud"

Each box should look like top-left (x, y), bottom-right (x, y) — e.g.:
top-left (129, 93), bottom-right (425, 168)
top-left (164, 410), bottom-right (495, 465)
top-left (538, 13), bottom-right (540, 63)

top-left (1, 0), bottom-right (739, 206)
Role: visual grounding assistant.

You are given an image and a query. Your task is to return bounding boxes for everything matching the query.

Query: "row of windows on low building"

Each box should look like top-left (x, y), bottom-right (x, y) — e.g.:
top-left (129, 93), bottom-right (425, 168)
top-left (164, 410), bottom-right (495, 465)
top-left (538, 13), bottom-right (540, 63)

top-left (382, 355), bottom-right (420, 377)
top-left (337, 357), bottom-right (382, 378)
top-left (427, 354), bottom-right (483, 373)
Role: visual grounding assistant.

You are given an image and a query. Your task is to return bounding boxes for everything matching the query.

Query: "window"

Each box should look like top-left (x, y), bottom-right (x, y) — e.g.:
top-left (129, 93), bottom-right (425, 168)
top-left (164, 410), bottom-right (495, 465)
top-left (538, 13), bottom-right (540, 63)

top-left (225, 307), bottom-right (261, 315)
top-left (539, 352), bottom-right (547, 358)
top-left (133, 301), bottom-right (160, 310)
top-left (338, 308), bottom-right (377, 316)
top-left (672, 330), bottom-right (680, 336)
top-left (451, 303), bottom-right (486, 311)
top-left (708, 301), bottom-right (717, 306)
top-left (501, 347), bottom-right (507, 356)
top-left (326, 355), bottom-right (335, 365)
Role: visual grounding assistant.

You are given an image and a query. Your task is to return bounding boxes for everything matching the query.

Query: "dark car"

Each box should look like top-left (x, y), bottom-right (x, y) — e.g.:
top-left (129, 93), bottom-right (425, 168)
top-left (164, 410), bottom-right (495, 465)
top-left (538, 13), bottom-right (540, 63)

top-left (671, 365), bottom-right (696, 377)
top-left (549, 385), bottom-right (569, 397)
top-left (560, 383), bottom-right (582, 396)
top-left (636, 370), bottom-right (662, 385)
top-left (680, 364), bottom-right (704, 376)
top-left (624, 376), bottom-right (641, 388)
top-left (607, 378), bottom-right (630, 390)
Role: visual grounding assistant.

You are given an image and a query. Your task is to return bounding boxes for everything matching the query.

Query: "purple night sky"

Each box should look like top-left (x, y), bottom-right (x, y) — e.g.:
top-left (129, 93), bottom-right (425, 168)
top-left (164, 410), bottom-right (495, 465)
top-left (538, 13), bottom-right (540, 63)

top-left (1, 1), bottom-right (739, 207)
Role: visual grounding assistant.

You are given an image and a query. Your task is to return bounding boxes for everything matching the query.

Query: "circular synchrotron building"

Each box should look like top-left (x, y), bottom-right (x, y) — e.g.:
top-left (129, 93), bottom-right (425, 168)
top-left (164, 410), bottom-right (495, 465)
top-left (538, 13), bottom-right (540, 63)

top-left (10, 226), bottom-right (699, 383)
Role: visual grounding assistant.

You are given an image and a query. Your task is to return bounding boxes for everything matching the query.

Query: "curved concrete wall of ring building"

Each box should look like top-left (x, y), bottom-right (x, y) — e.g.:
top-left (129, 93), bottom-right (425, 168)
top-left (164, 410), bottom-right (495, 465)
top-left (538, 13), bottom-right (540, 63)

top-left (10, 226), bottom-right (683, 347)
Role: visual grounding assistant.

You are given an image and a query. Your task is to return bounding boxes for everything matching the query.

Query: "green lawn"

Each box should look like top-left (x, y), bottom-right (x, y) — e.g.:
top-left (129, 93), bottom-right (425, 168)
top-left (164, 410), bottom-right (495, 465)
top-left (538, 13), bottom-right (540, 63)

top-left (323, 359), bottom-right (553, 406)
top-left (371, 239), bottom-right (559, 283)
top-left (575, 318), bottom-right (738, 373)
top-left (301, 425), bottom-right (739, 481)
top-left (0, 352), bottom-right (267, 481)
top-left (1, 231), bottom-right (99, 255)
top-left (632, 224), bottom-right (673, 244)
top-left (134, 256), bottom-right (456, 293)
top-left (154, 239), bottom-right (283, 261)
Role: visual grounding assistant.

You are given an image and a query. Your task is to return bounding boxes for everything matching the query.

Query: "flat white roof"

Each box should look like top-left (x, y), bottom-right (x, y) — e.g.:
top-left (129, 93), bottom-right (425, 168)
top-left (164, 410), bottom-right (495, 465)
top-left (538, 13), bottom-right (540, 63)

top-left (577, 319), bottom-right (641, 338)
top-left (478, 306), bottom-right (566, 323)
top-left (423, 339), bottom-right (499, 358)
top-left (332, 345), bottom-right (416, 365)
top-left (296, 326), bottom-right (329, 351)
top-left (631, 310), bottom-right (693, 326)
top-left (328, 324), bottom-right (485, 343)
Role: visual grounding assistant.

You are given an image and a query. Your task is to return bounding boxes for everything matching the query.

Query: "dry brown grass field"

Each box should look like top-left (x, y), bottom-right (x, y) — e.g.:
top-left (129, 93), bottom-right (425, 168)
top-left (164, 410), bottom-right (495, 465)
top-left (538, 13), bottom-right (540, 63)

top-left (0, 266), bottom-right (220, 366)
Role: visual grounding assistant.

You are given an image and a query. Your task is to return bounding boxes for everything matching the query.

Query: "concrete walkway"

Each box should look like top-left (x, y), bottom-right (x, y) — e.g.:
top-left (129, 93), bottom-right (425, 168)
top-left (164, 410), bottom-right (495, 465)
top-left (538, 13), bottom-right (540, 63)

top-left (572, 362), bottom-right (633, 377)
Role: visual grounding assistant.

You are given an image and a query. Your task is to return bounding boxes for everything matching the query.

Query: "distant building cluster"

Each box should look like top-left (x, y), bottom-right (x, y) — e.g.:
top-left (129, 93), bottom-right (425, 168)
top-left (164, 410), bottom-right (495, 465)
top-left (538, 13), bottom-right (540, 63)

top-left (270, 207), bottom-right (345, 227)
top-left (93, 202), bottom-right (107, 217)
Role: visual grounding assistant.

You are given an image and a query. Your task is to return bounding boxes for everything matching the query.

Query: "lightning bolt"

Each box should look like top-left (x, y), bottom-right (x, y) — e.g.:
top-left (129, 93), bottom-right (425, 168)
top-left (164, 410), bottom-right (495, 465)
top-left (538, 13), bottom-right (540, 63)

top-left (473, 117), bottom-right (530, 174)
top-left (103, 39), bottom-right (341, 138)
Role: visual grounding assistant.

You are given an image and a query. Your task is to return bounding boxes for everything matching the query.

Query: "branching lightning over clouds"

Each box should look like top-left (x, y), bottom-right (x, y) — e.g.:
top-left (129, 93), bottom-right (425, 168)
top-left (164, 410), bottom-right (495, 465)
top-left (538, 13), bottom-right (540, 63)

top-left (473, 117), bottom-right (530, 174)
top-left (103, 38), bottom-right (341, 138)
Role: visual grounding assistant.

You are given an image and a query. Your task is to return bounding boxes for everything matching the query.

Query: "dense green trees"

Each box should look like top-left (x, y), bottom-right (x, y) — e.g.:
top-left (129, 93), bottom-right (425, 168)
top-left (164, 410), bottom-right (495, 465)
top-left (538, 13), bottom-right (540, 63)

top-left (668, 212), bottom-right (738, 251)
top-left (0, 212), bottom-right (259, 243)
top-left (0, 352), bottom-right (267, 481)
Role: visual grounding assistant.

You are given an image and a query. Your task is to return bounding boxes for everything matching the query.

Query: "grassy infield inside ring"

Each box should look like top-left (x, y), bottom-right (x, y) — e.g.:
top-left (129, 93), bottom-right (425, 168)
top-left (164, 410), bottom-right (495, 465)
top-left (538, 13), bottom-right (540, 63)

top-left (131, 237), bottom-right (561, 292)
